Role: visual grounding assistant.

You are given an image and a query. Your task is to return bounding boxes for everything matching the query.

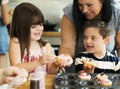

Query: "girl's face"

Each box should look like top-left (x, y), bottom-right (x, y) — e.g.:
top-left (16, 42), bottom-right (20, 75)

top-left (83, 27), bottom-right (106, 54)
top-left (30, 24), bottom-right (43, 41)
top-left (78, 0), bottom-right (102, 20)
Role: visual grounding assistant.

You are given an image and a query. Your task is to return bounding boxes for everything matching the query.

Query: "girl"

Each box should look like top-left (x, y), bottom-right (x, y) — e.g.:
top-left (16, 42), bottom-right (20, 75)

top-left (9, 2), bottom-right (60, 74)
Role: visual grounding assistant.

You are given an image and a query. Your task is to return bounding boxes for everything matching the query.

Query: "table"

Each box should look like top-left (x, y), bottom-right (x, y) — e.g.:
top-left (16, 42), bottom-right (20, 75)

top-left (16, 74), bottom-right (55, 89)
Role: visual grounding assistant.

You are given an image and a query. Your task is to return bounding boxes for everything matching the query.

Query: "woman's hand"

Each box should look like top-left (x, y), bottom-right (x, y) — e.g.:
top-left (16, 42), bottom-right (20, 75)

top-left (56, 54), bottom-right (73, 67)
top-left (46, 54), bottom-right (72, 74)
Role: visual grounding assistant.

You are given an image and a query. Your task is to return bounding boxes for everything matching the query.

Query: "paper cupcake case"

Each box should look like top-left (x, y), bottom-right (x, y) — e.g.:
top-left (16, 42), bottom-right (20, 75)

top-left (53, 73), bottom-right (120, 89)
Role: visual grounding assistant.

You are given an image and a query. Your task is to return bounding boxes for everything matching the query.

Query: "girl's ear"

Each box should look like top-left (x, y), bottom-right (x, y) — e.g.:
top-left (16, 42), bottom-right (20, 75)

top-left (104, 36), bottom-right (110, 45)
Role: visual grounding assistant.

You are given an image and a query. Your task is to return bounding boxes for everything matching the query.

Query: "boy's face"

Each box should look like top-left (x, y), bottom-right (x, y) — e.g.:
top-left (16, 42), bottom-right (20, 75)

top-left (83, 27), bottom-right (107, 54)
top-left (30, 24), bottom-right (43, 41)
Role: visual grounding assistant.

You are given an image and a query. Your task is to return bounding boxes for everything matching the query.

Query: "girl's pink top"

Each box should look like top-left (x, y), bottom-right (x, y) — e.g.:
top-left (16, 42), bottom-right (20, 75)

top-left (22, 48), bottom-right (46, 73)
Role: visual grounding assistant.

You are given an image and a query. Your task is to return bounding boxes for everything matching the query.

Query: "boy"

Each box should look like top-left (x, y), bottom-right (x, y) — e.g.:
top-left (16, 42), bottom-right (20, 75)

top-left (75, 20), bottom-right (120, 73)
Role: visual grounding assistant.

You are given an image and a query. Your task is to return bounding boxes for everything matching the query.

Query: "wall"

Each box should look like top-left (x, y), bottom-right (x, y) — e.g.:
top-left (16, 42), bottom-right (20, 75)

top-left (9, 0), bottom-right (73, 24)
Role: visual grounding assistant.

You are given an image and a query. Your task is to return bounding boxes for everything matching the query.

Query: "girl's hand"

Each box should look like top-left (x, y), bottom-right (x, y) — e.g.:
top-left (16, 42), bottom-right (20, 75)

top-left (46, 54), bottom-right (56, 62)
top-left (39, 52), bottom-right (56, 65)
top-left (51, 58), bottom-right (65, 73)
top-left (39, 53), bottom-right (48, 66)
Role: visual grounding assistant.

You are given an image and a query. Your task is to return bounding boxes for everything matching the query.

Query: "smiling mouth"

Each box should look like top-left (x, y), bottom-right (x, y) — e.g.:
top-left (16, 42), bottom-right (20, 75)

top-left (34, 33), bottom-right (40, 36)
top-left (84, 13), bottom-right (93, 19)
top-left (86, 46), bottom-right (94, 49)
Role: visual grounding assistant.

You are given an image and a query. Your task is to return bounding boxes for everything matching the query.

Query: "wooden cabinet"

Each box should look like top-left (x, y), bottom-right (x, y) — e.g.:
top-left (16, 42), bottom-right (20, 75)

top-left (42, 32), bottom-right (61, 55)
top-left (42, 32), bottom-right (61, 45)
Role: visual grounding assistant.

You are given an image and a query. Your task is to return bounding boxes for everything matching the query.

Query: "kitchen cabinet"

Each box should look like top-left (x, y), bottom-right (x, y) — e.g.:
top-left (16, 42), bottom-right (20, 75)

top-left (42, 32), bottom-right (61, 55)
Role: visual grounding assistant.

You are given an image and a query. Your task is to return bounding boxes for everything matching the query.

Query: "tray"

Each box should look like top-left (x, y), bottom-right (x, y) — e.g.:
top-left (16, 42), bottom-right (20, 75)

top-left (53, 73), bottom-right (120, 89)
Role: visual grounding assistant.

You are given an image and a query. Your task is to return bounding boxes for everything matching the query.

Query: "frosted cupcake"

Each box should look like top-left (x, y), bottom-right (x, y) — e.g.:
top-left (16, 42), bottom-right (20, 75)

top-left (99, 78), bottom-right (112, 86)
top-left (79, 72), bottom-right (91, 80)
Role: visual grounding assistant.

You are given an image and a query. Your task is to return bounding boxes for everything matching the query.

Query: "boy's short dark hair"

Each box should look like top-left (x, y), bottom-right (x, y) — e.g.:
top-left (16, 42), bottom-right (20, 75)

top-left (83, 20), bottom-right (111, 38)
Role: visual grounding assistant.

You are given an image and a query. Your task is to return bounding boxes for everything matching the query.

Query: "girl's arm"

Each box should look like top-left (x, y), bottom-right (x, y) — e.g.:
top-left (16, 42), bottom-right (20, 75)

top-left (44, 43), bottom-right (59, 74)
top-left (9, 38), bottom-right (43, 72)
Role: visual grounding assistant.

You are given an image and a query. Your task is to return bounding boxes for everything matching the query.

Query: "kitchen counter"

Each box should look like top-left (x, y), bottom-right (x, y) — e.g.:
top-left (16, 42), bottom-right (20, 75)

top-left (42, 32), bottom-right (60, 37)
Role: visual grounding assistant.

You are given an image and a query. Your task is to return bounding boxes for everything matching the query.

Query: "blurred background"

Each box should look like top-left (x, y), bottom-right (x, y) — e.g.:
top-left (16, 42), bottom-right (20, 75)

top-left (9, 0), bottom-right (72, 24)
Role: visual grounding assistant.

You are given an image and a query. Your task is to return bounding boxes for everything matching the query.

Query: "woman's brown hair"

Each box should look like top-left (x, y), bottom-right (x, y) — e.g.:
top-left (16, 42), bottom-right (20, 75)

top-left (0, 0), bottom-right (1, 5)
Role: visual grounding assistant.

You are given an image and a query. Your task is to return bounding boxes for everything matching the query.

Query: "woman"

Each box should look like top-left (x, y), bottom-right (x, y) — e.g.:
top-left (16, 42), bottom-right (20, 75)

top-left (59, 0), bottom-right (120, 72)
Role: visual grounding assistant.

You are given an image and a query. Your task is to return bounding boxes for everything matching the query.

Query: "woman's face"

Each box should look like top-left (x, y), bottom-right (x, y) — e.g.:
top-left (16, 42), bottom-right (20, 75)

top-left (78, 0), bottom-right (103, 20)
top-left (30, 24), bottom-right (44, 41)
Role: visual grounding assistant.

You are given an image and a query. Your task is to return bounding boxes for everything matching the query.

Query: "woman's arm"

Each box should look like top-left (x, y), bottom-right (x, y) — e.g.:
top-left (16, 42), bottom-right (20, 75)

top-left (59, 15), bottom-right (76, 57)
top-left (116, 32), bottom-right (120, 57)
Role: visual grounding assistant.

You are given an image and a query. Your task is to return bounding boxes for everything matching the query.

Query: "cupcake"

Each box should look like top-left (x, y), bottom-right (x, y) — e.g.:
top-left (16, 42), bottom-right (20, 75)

top-left (56, 54), bottom-right (63, 63)
top-left (79, 72), bottom-right (91, 80)
top-left (56, 57), bottom-right (62, 63)
top-left (96, 72), bottom-right (108, 80)
top-left (99, 78), bottom-right (112, 86)
top-left (83, 58), bottom-right (95, 66)
top-left (81, 57), bottom-right (95, 73)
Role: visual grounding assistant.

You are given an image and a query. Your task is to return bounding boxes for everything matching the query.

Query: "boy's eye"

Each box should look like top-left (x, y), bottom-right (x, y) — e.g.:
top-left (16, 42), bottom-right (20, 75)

top-left (92, 37), bottom-right (96, 40)
top-left (84, 36), bottom-right (87, 39)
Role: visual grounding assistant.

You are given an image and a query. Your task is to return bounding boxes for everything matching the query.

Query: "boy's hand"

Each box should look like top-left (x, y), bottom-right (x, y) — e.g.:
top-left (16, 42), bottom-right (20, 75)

top-left (83, 64), bottom-right (96, 73)
top-left (80, 57), bottom-right (96, 73)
